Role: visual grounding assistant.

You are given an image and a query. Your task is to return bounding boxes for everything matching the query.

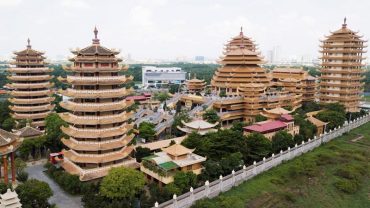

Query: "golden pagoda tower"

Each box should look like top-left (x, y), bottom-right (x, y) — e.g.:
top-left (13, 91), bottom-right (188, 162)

top-left (185, 74), bottom-right (206, 93)
top-left (59, 27), bottom-right (137, 181)
top-left (211, 28), bottom-right (270, 96)
top-left (319, 18), bottom-right (367, 112)
top-left (6, 39), bottom-right (54, 129)
top-left (212, 29), bottom-right (300, 124)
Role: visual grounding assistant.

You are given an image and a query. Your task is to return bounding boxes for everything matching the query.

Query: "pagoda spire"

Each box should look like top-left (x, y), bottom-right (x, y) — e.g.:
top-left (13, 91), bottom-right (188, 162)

top-left (240, 26), bottom-right (243, 36)
top-left (27, 38), bottom-right (31, 49)
top-left (342, 17), bottom-right (347, 28)
top-left (92, 26), bottom-right (100, 44)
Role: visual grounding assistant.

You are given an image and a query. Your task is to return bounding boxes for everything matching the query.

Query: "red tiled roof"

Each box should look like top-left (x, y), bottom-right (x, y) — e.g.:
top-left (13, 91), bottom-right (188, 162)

top-left (0, 90), bottom-right (7, 94)
top-left (244, 120), bottom-right (287, 133)
top-left (143, 93), bottom-right (151, 97)
top-left (279, 114), bottom-right (294, 122)
top-left (125, 95), bottom-right (148, 101)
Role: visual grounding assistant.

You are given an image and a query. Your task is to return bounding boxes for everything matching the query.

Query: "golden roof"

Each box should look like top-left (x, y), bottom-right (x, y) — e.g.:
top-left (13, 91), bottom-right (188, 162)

top-left (162, 144), bottom-right (194, 157)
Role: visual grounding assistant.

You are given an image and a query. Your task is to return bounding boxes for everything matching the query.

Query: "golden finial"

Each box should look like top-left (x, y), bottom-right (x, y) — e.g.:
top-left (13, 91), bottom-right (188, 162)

top-left (27, 38), bottom-right (31, 49)
top-left (93, 26), bottom-right (100, 44)
top-left (342, 17), bottom-right (347, 28)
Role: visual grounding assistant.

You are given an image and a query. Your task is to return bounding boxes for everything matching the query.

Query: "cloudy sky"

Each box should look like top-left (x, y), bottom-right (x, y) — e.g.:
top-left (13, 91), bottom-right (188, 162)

top-left (0, 0), bottom-right (369, 61)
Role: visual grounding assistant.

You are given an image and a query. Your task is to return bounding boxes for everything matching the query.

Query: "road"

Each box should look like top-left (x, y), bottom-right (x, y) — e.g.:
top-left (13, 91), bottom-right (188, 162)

top-left (25, 164), bottom-right (82, 208)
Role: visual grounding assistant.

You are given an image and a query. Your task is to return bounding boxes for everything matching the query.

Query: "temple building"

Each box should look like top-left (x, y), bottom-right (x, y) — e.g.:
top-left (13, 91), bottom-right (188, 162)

top-left (211, 28), bottom-right (270, 96)
top-left (59, 28), bottom-right (138, 181)
top-left (140, 143), bottom-right (206, 185)
top-left (185, 74), bottom-right (206, 94)
top-left (177, 119), bottom-right (218, 135)
top-left (319, 18), bottom-right (367, 112)
top-left (14, 123), bottom-right (43, 139)
top-left (0, 129), bottom-right (23, 185)
top-left (307, 116), bottom-right (327, 137)
top-left (243, 114), bottom-right (299, 140)
top-left (260, 107), bottom-right (293, 120)
top-left (211, 29), bottom-right (300, 124)
top-left (272, 67), bottom-right (317, 103)
top-left (6, 39), bottom-right (54, 129)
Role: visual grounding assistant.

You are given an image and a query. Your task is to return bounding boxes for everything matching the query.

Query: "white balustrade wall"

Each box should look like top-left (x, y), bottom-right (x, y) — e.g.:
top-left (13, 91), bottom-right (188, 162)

top-left (154, 115), bottom-right (370, 208)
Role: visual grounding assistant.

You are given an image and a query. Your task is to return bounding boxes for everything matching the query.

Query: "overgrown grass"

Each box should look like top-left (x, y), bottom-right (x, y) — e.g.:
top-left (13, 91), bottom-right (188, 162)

top-left (193, 122), bottom-right (370, 208)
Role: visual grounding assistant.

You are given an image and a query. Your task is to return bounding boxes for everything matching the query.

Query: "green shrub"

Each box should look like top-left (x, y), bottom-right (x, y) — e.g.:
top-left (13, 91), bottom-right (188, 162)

top-left (270, 177), bottom-right (284, 185)
top-left (315, 152), bottom-right (337, 165)
top-left (335, 165), bottom-right (366, 180)
top-left (334, 178), bottom-right (360, 194)
top-left (16, 171), bottom-right (29, 182)
top-left (280, 191), bottom-right (296, 202)
top-left (44, 163), bottom-right (87, 195)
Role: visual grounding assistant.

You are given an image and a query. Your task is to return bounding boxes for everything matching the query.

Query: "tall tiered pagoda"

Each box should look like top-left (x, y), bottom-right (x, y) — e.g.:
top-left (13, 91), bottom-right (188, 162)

top-left (211, 28), bottom-right (270, 96)
top-left (185, 74), bottom-right (206, 93)
top-left (6, 39), bottom-right (54, 129)
top-left (59, 27), bottom-right (138, 181)
top-left (319, 18), bottom-right (367, 112)
top-left (211, 29), bottom-right (299, 124)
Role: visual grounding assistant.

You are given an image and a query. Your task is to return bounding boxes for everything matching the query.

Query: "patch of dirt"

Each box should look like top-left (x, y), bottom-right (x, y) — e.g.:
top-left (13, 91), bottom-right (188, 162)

top-left (351, 134), bottom-right (364, 142)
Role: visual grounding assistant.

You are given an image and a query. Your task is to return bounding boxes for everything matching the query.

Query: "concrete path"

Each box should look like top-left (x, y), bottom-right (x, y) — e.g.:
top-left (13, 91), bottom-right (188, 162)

top-left (25, 164), bottom-right (82, 208)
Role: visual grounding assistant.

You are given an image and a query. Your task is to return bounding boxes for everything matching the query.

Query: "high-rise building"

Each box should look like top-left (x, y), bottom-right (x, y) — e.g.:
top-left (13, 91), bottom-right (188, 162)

top-left (319, 18), bottom-right (367, 112)
top-left (6, 39), bottom-right (54, 129)
top-left (59, 28), bottom-right (138, 181)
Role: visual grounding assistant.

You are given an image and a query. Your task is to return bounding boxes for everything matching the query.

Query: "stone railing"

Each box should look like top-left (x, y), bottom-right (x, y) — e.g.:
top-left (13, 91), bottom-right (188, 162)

top-left (154, 115), bottom-right (370, 208)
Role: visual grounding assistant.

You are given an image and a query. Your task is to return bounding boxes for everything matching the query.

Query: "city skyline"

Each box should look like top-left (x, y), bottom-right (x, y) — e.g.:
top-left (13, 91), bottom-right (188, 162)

top-left (0, 0), bottom-right (369, 62)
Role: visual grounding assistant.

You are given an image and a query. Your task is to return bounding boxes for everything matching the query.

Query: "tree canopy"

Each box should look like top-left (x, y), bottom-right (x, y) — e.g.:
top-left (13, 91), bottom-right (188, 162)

top-left (202, 109), bottom-right (220, 124)
top-left (139, 121), bottom-right (156, 142)
top-left (45, 113), bottom-right (68, 152)
top-left (172, 110), bottom-right (191, 136)
top-left (245, 133), bottom-right (272, 163)
top-left (16, 179), bottom-right (53, 208)
top-left (271, 130), bottom-right (294, 153)
top-left (100, 167), bottom-right (146, 200)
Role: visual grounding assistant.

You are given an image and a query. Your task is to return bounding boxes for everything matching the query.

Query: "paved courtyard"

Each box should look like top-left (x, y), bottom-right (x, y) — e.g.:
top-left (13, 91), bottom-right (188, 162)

top-left (25, 163), bottom-right (82, 208)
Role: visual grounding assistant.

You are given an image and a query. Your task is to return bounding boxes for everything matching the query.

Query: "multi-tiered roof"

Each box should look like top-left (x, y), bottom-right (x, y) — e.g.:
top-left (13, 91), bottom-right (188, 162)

top-left (211, 28), bottom-right (270, 96)
top-left (272, 67), bottom-right (317, 103)
top-left (319, 18), bottom-right (367, 112)
top-left (6, 39), bottom-right (54, 128)
top-left (185, 74), bottom-right (206, 93)
top-left (59, 28), bottom-right (137, 181)
top-left (211, 29), bottom-right (301, 123)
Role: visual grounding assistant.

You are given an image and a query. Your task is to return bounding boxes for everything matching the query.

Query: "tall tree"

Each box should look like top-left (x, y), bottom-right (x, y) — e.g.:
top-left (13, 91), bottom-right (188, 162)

top-left (100, 167), bottom-right (145, 200)
top-left (44, 113), bottom-right (68, 152)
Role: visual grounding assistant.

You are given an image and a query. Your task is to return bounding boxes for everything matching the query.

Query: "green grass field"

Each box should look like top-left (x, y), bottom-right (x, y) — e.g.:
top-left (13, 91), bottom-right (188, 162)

top-left (193, 122), bottom-right (370, 208)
